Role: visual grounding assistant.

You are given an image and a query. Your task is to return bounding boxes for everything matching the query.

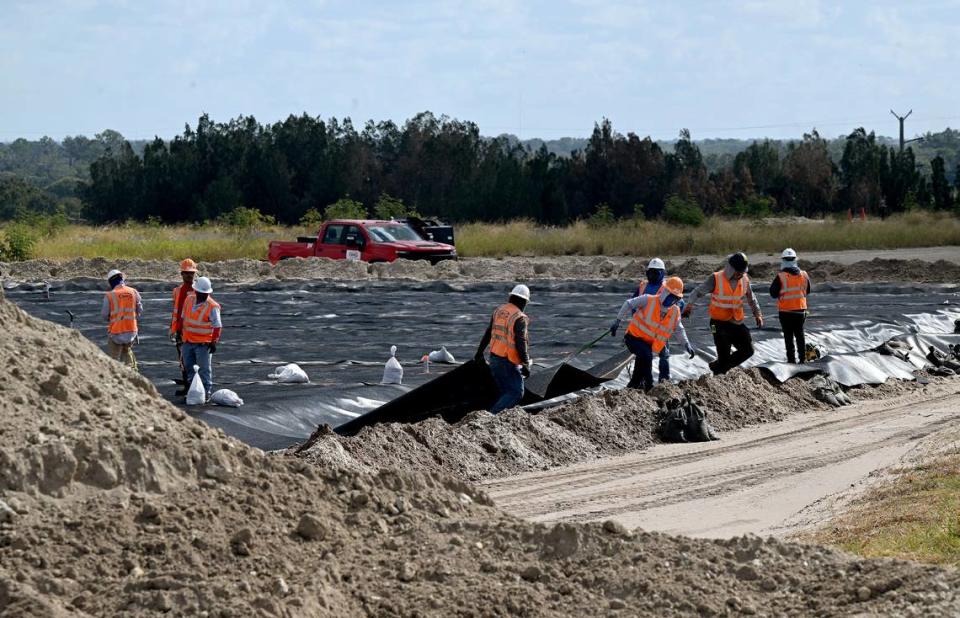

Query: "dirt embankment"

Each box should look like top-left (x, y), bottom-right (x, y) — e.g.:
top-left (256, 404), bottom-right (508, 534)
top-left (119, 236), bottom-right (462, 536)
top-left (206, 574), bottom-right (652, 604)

top-left (296, 368), bottom-right (935, 483)
top-left (3, 254), bottom-right (960, 284)
top-left (3, 282), bottom-right (960, 615)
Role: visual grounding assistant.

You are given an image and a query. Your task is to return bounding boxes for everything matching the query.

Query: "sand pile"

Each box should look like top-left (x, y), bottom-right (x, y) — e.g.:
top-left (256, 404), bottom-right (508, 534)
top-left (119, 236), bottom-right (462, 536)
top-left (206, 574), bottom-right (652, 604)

top-left (4, 276), bottom-right (960, 615)
top-left (5, 255), bottom-right (960, 285)
top-left (296, 369), bottom-right (937, 483)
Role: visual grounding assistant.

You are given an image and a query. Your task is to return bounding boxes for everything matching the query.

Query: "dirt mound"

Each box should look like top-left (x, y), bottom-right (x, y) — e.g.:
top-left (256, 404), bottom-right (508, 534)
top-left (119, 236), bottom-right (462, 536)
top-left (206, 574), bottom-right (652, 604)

top-left (6, 254), bottom-right (960, 285)
top-left (2, 290), bottom-right (960, 616)
top-left (297, 369), bottom-right (937, 483)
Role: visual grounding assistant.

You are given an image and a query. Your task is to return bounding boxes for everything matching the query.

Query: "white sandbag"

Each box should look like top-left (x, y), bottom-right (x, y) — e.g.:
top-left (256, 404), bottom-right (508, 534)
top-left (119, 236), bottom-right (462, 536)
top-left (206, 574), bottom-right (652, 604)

top-left (268, 363), bottom-right (310, 384)
top-left (210, 389), bottom-right (244, 407)
top-left (185, 366), bottom-right (206, 406)
top-left (428, 346), bottom-right (456, 364)
top-left (382, 345), bottom-right (403, 385)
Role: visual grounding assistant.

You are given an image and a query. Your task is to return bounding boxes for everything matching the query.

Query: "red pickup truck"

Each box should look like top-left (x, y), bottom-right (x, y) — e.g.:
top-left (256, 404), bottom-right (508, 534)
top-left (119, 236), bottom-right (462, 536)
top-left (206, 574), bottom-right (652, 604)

top-left (268, 219), bottom-right (457, 265)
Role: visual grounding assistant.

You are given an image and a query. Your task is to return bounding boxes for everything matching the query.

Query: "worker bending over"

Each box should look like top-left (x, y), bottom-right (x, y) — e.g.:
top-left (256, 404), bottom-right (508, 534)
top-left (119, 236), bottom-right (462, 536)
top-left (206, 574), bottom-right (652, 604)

top-left (180, 276), bottom-right (222, 402)
top-left (683, 252), bottom-right (763, 375)
top-left (475, 284), bottom-right (533, 414)
top-left (630, 257), bottom-right (686, 384)
top-left (611, 276), bottom-right (693, 391)
top-left (170, 258), bottom-right (199, 395)
top-left (770, 248), bottom-right (811, 364)
top-left (101, 269), bottom-right (142, 370)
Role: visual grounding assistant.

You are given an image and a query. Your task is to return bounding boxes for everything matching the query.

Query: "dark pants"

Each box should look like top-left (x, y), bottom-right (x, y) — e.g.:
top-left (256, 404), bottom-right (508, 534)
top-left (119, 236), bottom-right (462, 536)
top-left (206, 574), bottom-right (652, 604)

top-left (489, 353), bottom-right (524, 414)
top-left (625, 334), bottom-right (656, 391)
top-left (658, 344), bottom-right (671, 382)
top-left (176, 340), bottom-right (187, 386)
top-left (709, 319), bottom-right (754, 375)
top-left (779, 311), bottom-right (807, 364)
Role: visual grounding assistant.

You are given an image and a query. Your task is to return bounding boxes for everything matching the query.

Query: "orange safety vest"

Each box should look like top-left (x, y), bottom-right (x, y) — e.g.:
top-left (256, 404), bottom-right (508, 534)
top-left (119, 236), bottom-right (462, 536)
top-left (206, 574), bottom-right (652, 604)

top-left (626, 294), bottom-right (680, 353)
top-left (170, 284), bottom-right (195, 334)
top-left (708, 271), bottom-right (748, 322)
top-left (106, 285), bottom-right (139, 335)
top-left (490, 303), bottom-right (525, 365)
top-left (181, 295), bottom-right (221, 344)
top-left (777, 271), bottom-right (809, 311)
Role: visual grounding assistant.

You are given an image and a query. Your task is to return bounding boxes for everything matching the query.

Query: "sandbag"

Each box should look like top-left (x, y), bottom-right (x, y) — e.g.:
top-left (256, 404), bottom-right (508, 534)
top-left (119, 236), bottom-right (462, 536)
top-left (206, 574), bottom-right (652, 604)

top-left (382, 345), bottom-right (403, 385)
top-left (210, 389), bottom-right (244, 408)
top-left (427, 346), bottom-right (456, 364)
top-left (656, 395), bottom-right (718, 443)
top-left (186, 367), bottom-right (206, 406)
top-left (269, 363), bottom-right (310, 384)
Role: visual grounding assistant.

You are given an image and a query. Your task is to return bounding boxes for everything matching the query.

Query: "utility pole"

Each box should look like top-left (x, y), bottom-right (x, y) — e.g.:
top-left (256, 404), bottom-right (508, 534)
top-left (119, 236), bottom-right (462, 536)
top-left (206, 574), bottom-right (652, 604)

top-left (890, 109), bottom-right (912, 151)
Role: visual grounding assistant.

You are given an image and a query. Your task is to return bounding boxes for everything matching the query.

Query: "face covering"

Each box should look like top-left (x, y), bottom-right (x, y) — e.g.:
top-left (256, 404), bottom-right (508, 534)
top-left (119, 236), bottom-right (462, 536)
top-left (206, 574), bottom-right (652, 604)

top-left (646, 269), bottom-right (665, 285)
top-left (781, 259), bottom-right (799, 271)
top-left (662, 294), bottom-right (679, 308)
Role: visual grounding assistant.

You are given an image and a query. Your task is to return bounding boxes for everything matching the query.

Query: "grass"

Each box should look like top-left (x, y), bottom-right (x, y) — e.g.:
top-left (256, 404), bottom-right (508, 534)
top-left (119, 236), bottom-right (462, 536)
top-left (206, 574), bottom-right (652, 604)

top-left (803, 452), bottom-right (960, 566)
top-left (5, 211), bottom-right (959, 262)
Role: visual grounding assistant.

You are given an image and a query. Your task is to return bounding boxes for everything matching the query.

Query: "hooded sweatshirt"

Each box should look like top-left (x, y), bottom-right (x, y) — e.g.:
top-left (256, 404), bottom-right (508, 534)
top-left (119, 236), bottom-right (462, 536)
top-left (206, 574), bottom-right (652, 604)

top-left (769, 264), bottom-right (811, 313)
top-left (616, 288), bottom-right (691, 348)
top-left (684, 264), bottom-right (762, 325)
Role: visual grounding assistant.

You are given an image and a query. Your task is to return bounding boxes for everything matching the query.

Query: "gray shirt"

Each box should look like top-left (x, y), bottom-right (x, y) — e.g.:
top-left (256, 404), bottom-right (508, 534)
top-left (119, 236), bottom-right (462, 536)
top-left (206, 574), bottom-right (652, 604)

top-left (101, 286), bottom-right (143, 344)
top-left (685, 265), bottom-right (762, 325)
top-left (616, 292), bottom-right (690, 348)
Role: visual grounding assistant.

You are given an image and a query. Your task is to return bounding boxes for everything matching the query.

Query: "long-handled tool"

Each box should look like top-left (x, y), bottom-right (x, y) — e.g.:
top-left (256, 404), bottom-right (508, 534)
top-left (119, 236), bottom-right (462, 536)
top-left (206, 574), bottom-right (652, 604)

top-left (562, 330), bottom-right (609, 363)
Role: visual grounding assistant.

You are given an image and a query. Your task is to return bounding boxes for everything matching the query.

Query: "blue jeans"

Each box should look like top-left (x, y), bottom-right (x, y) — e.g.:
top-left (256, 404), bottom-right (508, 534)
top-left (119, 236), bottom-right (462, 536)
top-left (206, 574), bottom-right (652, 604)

top-left (489, 353), bottom-right (524, 414)
top-left (658, 344), bottom-right (671, 382)
top-left (182, 343), bottom-right (213, 397)
top-left (624, 334), bottom-right (656, 391)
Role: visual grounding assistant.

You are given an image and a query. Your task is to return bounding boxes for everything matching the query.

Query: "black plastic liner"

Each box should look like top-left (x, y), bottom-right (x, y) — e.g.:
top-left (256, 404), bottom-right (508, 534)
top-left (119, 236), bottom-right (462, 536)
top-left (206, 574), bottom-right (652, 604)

top-left (5, 279), bottom-right (959, 450)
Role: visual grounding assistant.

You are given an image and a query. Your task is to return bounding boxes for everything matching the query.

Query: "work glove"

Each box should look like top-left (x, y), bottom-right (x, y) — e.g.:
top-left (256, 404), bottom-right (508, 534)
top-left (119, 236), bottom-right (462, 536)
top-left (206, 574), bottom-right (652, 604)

top-left (608, 319), bottom-right (620, 338)
top-left (682, 306), bottom-right (693, 319)
top-left (755, 314), bottom-right (764, 329)
top-left (686, 344), bottom-right (696, 359)
top-left (520, 364), bottom-right (531, 379)
top-left (209, 342), bottom-right (217, 354)
top-left (169, 333), bottom-right (176, 343)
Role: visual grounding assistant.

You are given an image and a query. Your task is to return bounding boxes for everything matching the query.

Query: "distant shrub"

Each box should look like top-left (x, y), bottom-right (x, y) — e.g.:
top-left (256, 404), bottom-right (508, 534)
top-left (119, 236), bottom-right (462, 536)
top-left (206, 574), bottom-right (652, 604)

top-left (324, 198), bottom-right (367, 220)
top-left (663, 195), bottom-right (705, 226)
top-left (0, 224), bottom-right (38, 262)
top-left (587, 203), bottom-right (616, 228)
top-left (219, 207), bottom-right (276, 230)
top-left (728, 195), bottom-right (774, 219)
top-left (373, 193), bottom-right (417, 220)
top-left (299, 207), bottom-right (324, 229)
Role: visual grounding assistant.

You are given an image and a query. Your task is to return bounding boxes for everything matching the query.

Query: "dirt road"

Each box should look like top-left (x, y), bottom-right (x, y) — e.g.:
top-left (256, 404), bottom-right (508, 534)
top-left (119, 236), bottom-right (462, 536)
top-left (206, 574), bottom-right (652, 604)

top-left (483, 382), bottom-right (960, 539)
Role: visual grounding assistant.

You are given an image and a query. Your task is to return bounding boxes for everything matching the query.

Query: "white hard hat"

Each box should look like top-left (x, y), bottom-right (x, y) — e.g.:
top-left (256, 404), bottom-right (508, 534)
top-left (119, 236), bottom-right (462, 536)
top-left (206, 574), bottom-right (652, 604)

top-left (510, 284), bottom-right (531, 301)
top-left (192, 276), bottom-right (214, 294)
top-left (647, 257), bottom-right (665, 270)
top-left (106, 269), bottom-right (123, 281)
top-left (781, 248), bottom-right (798, 260)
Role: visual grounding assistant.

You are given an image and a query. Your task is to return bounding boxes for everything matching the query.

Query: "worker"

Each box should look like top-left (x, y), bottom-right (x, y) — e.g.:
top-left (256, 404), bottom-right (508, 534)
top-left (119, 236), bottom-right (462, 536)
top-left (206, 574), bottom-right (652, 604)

top-left (611, 276), bottom-right (694, 391)
top-left (769, 248), bottom-right (811, 363)
top-left (170, 258), bottom-right (199, 395)
top-left (101, 269), bottom-right (142, 370)
top-left (682, 252), bottom-right (764, 375)
top-left (475, 284), bottom-right (533, 414)
top-left (630, 257), bottom-right (686, 384)
top-left (180, 276), bottom-right (222, 402)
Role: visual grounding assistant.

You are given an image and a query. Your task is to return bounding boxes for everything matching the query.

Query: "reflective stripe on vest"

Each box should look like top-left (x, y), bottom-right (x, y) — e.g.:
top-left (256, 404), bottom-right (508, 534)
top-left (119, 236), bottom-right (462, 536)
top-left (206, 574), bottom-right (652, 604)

top-left (107, 285), bottom-right (138, 335)
top-left (170, 284), bottom-right (196, 334)
top-left (708, 271), bottom-right (747, 322)
top-left (489, 303), bottom-right (524, 365)
top-left (182, 296), bottom-right (221, 344)
top-left (777, 271), bottom-right (808, 311)
top-left (626, 295), bottom-right (679, 353)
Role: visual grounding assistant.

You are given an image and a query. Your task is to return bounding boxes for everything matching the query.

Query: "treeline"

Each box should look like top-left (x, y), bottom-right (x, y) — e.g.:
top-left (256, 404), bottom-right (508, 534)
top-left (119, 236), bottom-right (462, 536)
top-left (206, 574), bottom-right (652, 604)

top-left (5, 113), bottom-right (960, 225)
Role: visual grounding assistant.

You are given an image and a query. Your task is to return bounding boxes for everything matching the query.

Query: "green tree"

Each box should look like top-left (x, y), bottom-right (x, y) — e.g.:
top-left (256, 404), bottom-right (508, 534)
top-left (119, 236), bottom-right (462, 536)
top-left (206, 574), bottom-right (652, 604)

top-left (930, 156), bottom-right (954, 210)
top-left (373, 193), bottom-right (412, 219)
top-left (663, 194), bottom-right (705, 226)
top-left (324, 198), bottom-right (367, 220)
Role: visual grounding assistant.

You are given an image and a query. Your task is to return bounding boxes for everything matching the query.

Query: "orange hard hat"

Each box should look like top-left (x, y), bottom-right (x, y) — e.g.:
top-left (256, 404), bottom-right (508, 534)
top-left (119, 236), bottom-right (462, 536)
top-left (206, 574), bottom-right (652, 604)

top-left (663, 276), bottom-right (684, 298)
top-left (179, 258), bottom-right (198, 273)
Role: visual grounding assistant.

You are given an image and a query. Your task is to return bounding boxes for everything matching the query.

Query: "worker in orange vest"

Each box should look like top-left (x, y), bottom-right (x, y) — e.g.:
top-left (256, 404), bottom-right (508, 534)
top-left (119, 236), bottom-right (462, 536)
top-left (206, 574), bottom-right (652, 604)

top-left (683, 252), bottom-right (764, 375)
top-left (475, 284), bottom-right (532, 414)
top-left (170, 258), bottom-right (199, 395)
top-left (611, 276), bottom-right (694, 391)
top-left (769, 248), bottom-right (811, 363)
top-left (100, 269), bottom-right (142, 370)
top-left (179, 276), bottom-right (222, 402)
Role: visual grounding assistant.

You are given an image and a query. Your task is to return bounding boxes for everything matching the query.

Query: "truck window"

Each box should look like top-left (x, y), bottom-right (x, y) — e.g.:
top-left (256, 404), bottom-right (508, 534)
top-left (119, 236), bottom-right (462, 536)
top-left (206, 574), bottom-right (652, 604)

top-left (366, 224), bottom-right (421, 242)
top-left (322, 225), bottom-right (345, 244)
top-left (341, 225), bottom-right (364, 245)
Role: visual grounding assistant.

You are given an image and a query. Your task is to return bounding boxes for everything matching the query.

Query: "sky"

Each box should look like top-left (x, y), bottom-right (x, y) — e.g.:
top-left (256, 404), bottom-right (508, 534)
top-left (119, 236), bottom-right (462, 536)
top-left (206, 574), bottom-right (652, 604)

top-left (3, 0), bottom-right (960, 142)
